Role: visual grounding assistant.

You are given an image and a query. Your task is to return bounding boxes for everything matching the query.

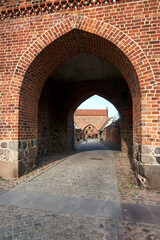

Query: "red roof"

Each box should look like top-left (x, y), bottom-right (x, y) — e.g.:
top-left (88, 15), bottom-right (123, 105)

top-left (74, 109), bottom-right (108, 116)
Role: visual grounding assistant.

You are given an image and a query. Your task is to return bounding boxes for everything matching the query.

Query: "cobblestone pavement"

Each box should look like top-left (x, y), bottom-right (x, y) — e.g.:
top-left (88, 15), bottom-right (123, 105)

top-left (114, 152), bottom-right (160, 240)
top-left (0, 153), bottom-right (70, 195)
top-left (0, 140), bottom-right (160, 239)
top-left (0, 141), bottom-right (124, 239)
top-left (0, 206), bottom-right (123, 240)
top-left (15, 150), bottom-right (119, 201)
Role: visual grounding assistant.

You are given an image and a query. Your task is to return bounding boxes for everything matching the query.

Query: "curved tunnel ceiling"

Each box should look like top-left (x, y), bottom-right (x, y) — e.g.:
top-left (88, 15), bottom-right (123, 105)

top-left (51, 52), bottom-right (125, 82)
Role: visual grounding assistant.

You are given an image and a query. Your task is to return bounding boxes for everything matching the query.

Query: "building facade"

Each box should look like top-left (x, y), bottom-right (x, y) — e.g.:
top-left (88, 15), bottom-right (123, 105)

top-left (74, 108), bottom-right (109, 139)
top-left (0, 0), bottom-right (160, 189)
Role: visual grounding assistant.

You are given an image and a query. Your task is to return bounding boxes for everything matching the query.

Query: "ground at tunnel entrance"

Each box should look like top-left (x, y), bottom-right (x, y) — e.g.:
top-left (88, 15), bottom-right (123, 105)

top-left (114, 153), bottom-right (160, 240)
top-left (0, 140), bottom-right (160, 240)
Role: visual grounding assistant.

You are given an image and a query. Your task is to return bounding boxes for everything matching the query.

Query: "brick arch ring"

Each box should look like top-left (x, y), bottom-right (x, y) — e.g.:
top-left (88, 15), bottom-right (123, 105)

top-left (82, 124), bottom-right (98, 132)
top-left (12, 14), bottom-right (156, 92)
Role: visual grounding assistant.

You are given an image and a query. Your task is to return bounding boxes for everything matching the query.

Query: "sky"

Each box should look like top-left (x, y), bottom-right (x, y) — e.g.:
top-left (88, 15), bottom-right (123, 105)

top-left (78, 95), bottom-right (119, 118)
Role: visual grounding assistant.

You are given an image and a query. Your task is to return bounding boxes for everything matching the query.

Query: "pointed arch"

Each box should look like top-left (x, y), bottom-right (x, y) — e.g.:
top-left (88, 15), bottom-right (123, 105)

top-left (11, 14), bottom-right (155, 95)
top-left (82, 124), bottom-right (98, 133)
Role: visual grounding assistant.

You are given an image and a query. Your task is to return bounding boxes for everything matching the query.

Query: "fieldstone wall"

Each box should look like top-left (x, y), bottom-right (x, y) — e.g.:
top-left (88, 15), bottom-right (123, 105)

top-left (0, 139), bottom-right (37, 178)
top-left (0, 141), bottom-right (18, 162)
top-left (18, 139), bottom-right (37, 176)
top-left (134, 143), bottom-right (160, 189)
top-left (135, 144), bottom-right (160, 166)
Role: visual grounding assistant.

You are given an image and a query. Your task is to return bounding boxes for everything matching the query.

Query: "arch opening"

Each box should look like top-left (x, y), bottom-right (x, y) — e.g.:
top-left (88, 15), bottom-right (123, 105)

top-left (73, 95), bottom-right (121, 149)
top-left (17, 28), bottom-right (136, 177)
top-left (37, 52), bottom-right (133, 172)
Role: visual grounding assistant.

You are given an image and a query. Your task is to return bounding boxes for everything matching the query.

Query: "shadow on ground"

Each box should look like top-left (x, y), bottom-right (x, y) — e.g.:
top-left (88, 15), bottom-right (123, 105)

top-left (75, 138), bottom-right (121, 152)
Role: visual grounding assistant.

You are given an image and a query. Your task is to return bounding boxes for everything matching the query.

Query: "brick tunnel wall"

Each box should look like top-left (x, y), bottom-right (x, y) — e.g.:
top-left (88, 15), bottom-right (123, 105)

top-left (38, 77), bottom-right (131, 158)
top-left (0, 0), bottom-right (160, 189)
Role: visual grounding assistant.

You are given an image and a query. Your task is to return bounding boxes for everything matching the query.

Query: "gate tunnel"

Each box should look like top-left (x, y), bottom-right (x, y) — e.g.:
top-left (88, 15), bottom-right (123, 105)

top-left (18, 29), bottom-right (136, 177)
top-left (1, 25), bottom-right (147, 186)
top-left (37, 51), bottom-right (133, 163)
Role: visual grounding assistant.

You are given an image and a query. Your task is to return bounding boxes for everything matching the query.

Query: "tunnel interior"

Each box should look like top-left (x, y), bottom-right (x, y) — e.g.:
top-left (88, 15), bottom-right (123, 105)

top-left (38, 52), bottom-right (133, 159)
top-left (18, 29), bottom-right (138, 176)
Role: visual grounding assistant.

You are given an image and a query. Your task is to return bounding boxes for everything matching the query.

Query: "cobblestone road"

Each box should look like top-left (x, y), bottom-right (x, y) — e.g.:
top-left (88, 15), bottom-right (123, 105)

top-left (0, 206), bottom-right (124, 240)
top-left (0, 140), bottom-right (124, 239)
top-left (15, 150), bottom-right (119, 201)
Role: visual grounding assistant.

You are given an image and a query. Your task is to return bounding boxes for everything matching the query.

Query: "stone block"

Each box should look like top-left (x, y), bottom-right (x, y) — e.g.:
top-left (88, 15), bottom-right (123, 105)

top-left (28, 142), bottom-right (31, 148)
top-left (156, 157), bottom-right (160, 164)
top-left (155, 147), bottom-right (160, 154)
top-left (18, 151), bottom-right (24, 160)
top-left (22, 141), bottom-right (27, 150)
top-left (31, 140), bottom-right (34, 147)
top-left (9, 141), bottom-right (18, 150)
top-left (0, 149), bottom-right (3, 155)
top-left (141, 155), bottom-right (155, 164)
top-left (25, 150), bottom-right (29, 158)
top-left (1, 142), bottom-right (7, 148)
top-left (29, 148), bottom-right (37, 159)
top-left (3, 149), bottom-right (11, 158)
top-left (18, 141), bottom-right (21, 149)
top-left (0, 160), bottom-right (18, 179)
top-left (11, 151), bottom-right (18, 162)
top-left (18, 160), bottom-right (26, 177)
top-left (141, 145), bottom-right (152, 154)
top-left (139, 165), bottom-right (160, 190)
top-left (28, 158), bottom-right (36, 167)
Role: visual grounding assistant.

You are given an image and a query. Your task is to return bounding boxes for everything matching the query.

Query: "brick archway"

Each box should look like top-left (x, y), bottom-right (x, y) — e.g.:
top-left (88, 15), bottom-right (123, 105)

top-left (82, 124), bottom-right (99, 140)
top-left (12, 15), bottom-right (155, 91)
top-left (11, 15), bottom-right (155, 157)
top-left (11, 15), bottom-right (155, 146)
top-left (1, 14), bottom-right (158, 188)
top-left (67, 87), bottom-right (131, 156)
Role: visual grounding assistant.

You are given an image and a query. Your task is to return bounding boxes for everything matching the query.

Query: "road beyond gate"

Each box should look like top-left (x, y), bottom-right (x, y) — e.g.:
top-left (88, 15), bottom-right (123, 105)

top-left (0, 140), bottom-right (124, 239)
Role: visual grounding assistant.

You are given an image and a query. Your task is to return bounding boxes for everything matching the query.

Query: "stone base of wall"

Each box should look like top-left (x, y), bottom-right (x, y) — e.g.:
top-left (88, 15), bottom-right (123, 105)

top-left (0, 139), bottom-right (37, 179)
top-left (134, 143), bottom-right (160, 190)
top-left (0, 161), bottom-right (18, 179)
top-left (139, 164), bottom-right (160, 190)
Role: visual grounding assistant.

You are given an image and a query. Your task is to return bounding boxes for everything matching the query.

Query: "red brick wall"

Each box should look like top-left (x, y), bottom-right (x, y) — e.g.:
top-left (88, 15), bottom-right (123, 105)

top-left (0, 0), bottom-right (160, 187)
top-left (103, 119), bottom-right (121, 145)
top-left (0, 0), bottom-right (159, 143)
